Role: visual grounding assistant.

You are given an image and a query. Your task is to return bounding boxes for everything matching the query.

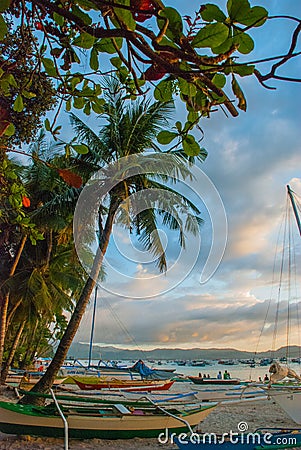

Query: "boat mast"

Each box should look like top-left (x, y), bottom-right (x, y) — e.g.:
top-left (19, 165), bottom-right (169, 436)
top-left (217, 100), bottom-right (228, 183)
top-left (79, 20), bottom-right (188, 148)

top-left (287, 185), bottom-right (301, 236)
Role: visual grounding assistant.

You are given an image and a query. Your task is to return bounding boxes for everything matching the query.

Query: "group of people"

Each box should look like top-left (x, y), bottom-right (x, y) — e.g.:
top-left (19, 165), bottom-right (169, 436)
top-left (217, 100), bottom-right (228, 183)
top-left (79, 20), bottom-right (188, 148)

top-left (198, 370), bottom-right (231, 380)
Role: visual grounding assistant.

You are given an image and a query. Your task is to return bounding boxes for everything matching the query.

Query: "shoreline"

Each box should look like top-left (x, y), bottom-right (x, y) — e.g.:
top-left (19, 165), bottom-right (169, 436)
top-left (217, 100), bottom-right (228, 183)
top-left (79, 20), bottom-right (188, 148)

top-left (0, 385), bottom-right (298, 449)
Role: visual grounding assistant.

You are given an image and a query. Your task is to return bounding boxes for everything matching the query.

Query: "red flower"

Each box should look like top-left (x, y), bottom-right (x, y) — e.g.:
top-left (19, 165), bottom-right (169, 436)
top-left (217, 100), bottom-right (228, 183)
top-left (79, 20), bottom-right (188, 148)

top-left (131, 0), bottom-right (156, 22)
top-left (22, 196), bottom-right (31, 208)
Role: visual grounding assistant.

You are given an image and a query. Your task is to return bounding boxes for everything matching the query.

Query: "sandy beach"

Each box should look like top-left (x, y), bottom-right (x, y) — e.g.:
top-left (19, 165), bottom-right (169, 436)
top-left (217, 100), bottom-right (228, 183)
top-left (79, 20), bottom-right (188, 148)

top-left (0, 384), bottom-right (298, 450)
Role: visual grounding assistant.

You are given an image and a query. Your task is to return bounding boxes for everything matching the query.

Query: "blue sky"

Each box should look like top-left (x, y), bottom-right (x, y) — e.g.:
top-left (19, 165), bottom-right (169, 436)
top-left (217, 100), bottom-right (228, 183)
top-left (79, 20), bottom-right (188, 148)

top-left (73, 0), bottom-right (301, 353)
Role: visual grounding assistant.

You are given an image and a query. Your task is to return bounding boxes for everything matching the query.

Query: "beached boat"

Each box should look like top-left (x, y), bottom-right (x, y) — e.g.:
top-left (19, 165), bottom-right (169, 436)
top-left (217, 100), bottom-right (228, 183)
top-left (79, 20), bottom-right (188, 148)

top-left (266, 386), bottom-right (301, 424)
top-left (0, 400), bottom-right (217, 439)
top-left (72, 377), bottom-right (175, 391)
top-left (188, 376), bottom-right (240, 386)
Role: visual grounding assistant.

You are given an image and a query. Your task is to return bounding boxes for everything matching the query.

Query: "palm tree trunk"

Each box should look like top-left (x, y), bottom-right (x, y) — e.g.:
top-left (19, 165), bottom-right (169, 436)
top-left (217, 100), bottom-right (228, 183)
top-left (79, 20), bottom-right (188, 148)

top-left (20, 199), bottom-right (120, 405)
top-left (0, 235), bottom-right (27, 379)
top-left (6, 299), bottom-right (22, 331)
top-left (0, 321), bottom-right (25, 383)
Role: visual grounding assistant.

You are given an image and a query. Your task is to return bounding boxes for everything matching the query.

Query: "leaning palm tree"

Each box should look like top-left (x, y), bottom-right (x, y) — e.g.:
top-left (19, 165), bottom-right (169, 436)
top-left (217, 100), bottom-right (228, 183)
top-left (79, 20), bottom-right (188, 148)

top-left (21, 79), bottom-right (205, 404)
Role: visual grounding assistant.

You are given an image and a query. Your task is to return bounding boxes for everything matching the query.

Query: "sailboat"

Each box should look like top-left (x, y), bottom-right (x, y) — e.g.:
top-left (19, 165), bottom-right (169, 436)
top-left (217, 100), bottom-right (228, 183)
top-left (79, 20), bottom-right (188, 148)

top-left (264, 185), bottom-right (301, 424)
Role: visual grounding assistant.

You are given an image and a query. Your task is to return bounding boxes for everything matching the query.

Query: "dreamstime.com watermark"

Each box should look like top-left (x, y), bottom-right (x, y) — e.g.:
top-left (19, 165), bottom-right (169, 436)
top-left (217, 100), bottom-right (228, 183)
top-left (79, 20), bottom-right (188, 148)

top-left (73, 154), bottom-right (228, 298)
top-left (157, 422), bottom-right (298, 446)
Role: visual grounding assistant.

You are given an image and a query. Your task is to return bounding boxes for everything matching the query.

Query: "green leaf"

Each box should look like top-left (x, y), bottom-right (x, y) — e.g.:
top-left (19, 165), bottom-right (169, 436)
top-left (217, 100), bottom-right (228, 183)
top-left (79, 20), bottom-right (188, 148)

top-left (0, 0), bottom-right (10, 13)
top-left (96, 37), bottom-right (123, 54)
top-left (187, 110), bottom-right (199, 123)
top-left (230, 64), bottom-right (255, 76)
top-left (90, 47), bottom-right (99, 71)
top-left (66, 99), bottom-right (71, 111)
top-left (22, 91), bottom-right (36, 99)
top-left (3, 122), bottom-right (15, 136)
top-left (13, 94), bottom-right (24, 112)
top-left (110, 57), bottom-right (122, 68)
top-left (53, 12), bottom-right (64, 26)
top-left (183, 135), bottom-right (201, 156)
top-left (178, 78), bottom-right (197, 97)
top-left (157, 130), bottom-right (177, 145)
top-left (73, 96), bottom-right (85, 109)
top-left (231, 75), bottom-right (247, 111)
top-left (234, 30), bottom-right (254, 54)
top-left (71, 5), bottom-right (92, 25)
top-left (201, 4), bottom-right (226, 22)
top-left (192, 23), bottom-right (229, 49)
top-left (75, 0), bottom-right (97, 10)
top-left (73, 32), bottom-right (95, 49)
top-left (175, 121), bottom-right (182, 132)
top-left (227, 0), bottom-right (250, 22)
top-left (44, 118), bottom-right (51, 131)
top-left (212, 73), bottom-right (226, 88)
top-left (72, 144), bottom-right (89, 154)
top-left (0, 14), bottom-right (8, 40)
top-left (158, 7), bottom-right (183, 40)
top-left (42, 58), bottom-right (58, 77)
top-left (83, 102), bottom-right (91, 115)
top-left (6, 73), bottom-right (17, 87)
top-left (242, 6), bottom-right (267, 27)
top-left (154, 79), bottom-right (173, 102)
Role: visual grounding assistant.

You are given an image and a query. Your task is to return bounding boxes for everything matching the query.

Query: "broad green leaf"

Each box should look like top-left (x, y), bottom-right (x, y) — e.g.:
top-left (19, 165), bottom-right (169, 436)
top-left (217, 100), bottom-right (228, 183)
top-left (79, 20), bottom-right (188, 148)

top-left (96, 38), bottom-right (123, 54)
top-left (3, 122), bottom-right (15, 136)
top-left (230, 64), bottom-right (255, 76)
top-left (231, 75), bottom-right (247, 111)
top-left (13, 94), bottom-right (24, 112)
top-left (183, 135), bottom-right (201, 156)
top-left (178, 78), bottom-right (197, 97)
top-left (90, 47), bottom-right (99, 71)
top-left (73, 96), bottom-right (85, 109)
top-left (236, 6), bottom-right (267, 27)
top-left (212, 73), bottom-right (226, 88)
top-left (73, 32), bottom-right (95, 49)
top-left (44, 118), bottom-right (51, 131)
top-left (227, 0), bottom-right (250, 22)
top-left (66, 99), bottom-right (71, 111)
top-left (71, 5), bottom-right (92, 25)
top-left (211, 32), bottom-right (232, 54)
top-left (0, 14), bottom-right (8, 40)
top-left (187, 110), bottom-right (199, 123)
top-left (83, 102), bottom-right (91, 115)
top-left (154, 79), bottom-right (173, 102)
top-left (53, 12), bottom-right (64, 26)
top-left (157, 36), bottom-right (179, 49)
top-left (175, 121), bottom-right (182, 132)
top-left (234, 31), bottom-right (254, 54)
top-left (0, 0), bottom-right (10, 13)
top-left (7, 74), bottom-right (17, 87)
top-left (22, 91), bottom-right (36, 99)
top-left (114, 0), bottom-right (136, 31)
top-left (75, 0), bottom-right (97, 10)
top-left (192, 23), bottom-right (229, 49)
top-left (201, 4), bottom-right (226, 22)
top-left (42, 58), bottom-right (58, 77)
top-left (110, 57), bottom-right (122, 68)
top-left (157, 130), bottom-right (177, 145)
top-left (72, 144), bottom-right (89, 154)
top-left (158, 7), bottom-right (183, 40)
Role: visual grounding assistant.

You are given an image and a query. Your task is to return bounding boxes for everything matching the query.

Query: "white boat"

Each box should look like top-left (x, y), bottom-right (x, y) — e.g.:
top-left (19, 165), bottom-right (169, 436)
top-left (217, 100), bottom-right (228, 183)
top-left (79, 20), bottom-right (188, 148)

top-left (267, 387), bottom-right (301, 424)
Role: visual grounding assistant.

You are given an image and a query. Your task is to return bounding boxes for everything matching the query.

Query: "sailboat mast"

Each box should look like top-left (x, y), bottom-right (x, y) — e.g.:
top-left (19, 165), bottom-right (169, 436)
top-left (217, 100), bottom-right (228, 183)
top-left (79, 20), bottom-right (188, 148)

top-left (287, 185), bottom-right (301, 236)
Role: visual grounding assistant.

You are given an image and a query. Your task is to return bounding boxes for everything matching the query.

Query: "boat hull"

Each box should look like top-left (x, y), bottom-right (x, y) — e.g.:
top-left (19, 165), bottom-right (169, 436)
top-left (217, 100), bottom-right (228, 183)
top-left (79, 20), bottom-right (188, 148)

top-left (0, 401), bottom-right (215, 439)
top-left (73, 378), bottom-right (174, 391)
top-left (189, 377), bottom-right (240, 386)
top-left (268, 389), bottom-right (301, 424)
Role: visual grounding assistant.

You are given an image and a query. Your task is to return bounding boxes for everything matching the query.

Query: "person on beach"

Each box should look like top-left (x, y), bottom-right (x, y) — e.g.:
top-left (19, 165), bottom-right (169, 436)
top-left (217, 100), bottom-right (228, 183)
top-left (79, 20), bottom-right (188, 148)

top-left (217, 371), bottom-right (222, 379)
top-left (264, 374), bottom-right (269, 382)
top-left (223, 370), bottom-right (230, 379)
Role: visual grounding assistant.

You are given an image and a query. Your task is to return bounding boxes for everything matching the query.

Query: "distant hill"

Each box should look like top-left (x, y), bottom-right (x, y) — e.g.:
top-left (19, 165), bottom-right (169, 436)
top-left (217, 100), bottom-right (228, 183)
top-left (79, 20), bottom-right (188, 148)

top-left (67, 342), bottom-right (301, 361)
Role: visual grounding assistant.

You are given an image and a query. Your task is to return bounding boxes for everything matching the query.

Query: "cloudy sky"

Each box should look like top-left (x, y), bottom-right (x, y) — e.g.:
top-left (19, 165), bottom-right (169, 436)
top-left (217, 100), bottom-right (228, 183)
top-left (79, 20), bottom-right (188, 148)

top-left (74, 0), bottom-right (301, 353)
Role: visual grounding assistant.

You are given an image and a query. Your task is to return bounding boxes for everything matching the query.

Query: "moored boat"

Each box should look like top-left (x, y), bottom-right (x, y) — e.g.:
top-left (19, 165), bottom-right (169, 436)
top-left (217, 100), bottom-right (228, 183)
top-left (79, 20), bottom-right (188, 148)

top-left (188, 377), bottom-right (240, 386)
top-left (0, 400), bottom-right (217, 439)
top-left (72, 377), bottom-right (175, 391)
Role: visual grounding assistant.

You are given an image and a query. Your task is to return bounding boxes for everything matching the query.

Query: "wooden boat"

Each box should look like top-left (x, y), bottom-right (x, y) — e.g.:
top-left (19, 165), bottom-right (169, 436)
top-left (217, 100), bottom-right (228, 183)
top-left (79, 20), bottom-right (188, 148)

top-left (174, 428), bottom-right (301, 449)
top-left (72, 377), bottom-right (174, 391)
top-left (0, 400), bottom-right (216, 439)
top-left (188, 377), bottom-right (240, 386)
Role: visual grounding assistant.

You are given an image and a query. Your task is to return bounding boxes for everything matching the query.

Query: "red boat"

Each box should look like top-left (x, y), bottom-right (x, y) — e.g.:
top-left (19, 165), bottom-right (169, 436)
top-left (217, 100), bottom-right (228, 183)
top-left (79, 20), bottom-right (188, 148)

top-left (72, 378), bottom-right (174, 392)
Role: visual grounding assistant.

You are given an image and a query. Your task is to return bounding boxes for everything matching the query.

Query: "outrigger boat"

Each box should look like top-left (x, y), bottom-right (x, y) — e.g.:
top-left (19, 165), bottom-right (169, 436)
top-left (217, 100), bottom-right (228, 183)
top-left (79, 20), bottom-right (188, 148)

top-left (0, 399), bottom-right (217, 439)
top-left (72, 377), bottom-right (175, 391)
top-left (188, 376), bottom-right (240, 386)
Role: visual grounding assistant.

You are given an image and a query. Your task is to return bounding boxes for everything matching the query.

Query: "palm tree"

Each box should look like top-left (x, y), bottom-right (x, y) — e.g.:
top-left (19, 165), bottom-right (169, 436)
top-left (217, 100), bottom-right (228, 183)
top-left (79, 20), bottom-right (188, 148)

top-left (21, 79), bottom-right (205, 404)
